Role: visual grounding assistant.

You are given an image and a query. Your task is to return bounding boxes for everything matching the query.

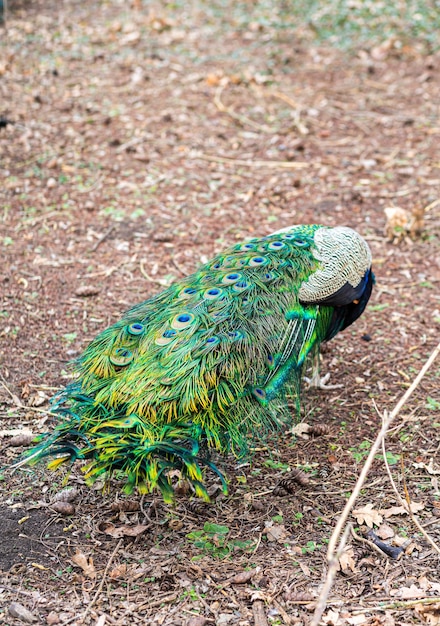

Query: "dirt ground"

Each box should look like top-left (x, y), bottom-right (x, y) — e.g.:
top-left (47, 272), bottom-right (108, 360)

top-left (1, 1), bottom-right (440, 625)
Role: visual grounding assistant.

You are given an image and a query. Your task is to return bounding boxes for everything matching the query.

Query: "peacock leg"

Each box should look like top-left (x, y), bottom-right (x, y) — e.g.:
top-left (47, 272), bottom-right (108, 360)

top-left (303, 352), bottom-right (342, 389)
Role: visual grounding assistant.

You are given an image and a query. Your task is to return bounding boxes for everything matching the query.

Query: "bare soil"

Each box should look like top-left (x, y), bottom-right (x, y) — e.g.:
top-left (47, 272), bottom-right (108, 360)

top-left (1, 1), bottom-right (440, 625)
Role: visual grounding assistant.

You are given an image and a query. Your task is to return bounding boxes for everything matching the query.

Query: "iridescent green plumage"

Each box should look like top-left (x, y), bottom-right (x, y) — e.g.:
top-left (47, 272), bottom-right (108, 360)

top-left (14, 224), bottom-right (374, 502)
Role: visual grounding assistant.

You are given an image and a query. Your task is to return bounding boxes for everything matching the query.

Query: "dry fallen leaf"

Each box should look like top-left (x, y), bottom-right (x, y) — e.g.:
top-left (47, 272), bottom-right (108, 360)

top-left (322, 609), bottom-right (344, 625)
top-left (390, 584), bottom-right (426, 599)
top-left (291, 422), bottom-right (312, 438)
top-left (225, 570), bottom-right (255, 585)
top-left (384, 205), bottom-right (424, 243)
top-left (46, 611), bottom-right (61, 626)
top-left (353, 503), bottom-right (383, 527)
top-left (337, 546), bottom-right (358, 573)
top-left (415, 603), bottom-right (440, 625)
top-left (71, 551), bottom-right (96, 579)
top-left (109, 563), bottom-right (127, 580)
top-left (110, 500), bottom-right (140, 512)
top-left (264, 521), bottom-right (287, 543)
top-left (100, 522), bottom-right (149, 538)
top-left (419, 576), bottom-right (440, 594)
top-left (380, 502), bottom-right (425, 518)
top-left (414, 458), bottom-right (440, 475)
top-left (187, 618), bottom-right (208, 626)
top-left (346, 615), bottom-right (369, 625)
top-left (75, 285), bottom-right (100, 297)
top-left (7, 433), bottom-right (35, 447)
top-left (376, 523), bottom-right (395, 540)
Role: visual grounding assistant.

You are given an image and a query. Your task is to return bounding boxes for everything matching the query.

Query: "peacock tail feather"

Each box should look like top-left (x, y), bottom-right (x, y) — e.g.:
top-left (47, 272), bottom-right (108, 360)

top-left (13, 224), bottom-right (374, 502)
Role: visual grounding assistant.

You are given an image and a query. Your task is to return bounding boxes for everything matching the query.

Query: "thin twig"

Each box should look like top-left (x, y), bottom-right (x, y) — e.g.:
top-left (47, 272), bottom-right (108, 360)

top-left (135, 592), bottom-right (179, 611)
top-left (115, 134), bottom-right (150, 153)
top-left (139, 260), bottom-right (172, 286)
top-left (267, 90), bottom-right (309, 134)
top-left (193, 152), bottom-right (309, 169)
top-left (423, 198), bottom-right (440, 212)
top-left (310, 525), bottom-right (351, 626)
top-left (377, 187), bottom-right (417, 198)
top-left (353, 596), bottom-right (440, 612)
top-left (252, 599), bottom-right (269, 626)
top-left (90, 225), bottom-right (115, 252)
top-left (77, 174), bottom-right (103, 194)
top-left (79, 538), bottom-right (123, 624)
top-left (214, 84), bottom-right (274, 134)
top-left (0, 375), bottom-right (23, 407)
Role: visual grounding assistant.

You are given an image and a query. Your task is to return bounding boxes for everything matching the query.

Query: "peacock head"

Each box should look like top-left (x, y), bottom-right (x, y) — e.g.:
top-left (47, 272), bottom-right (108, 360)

top-left (284, 225), bottom-right (375, 336)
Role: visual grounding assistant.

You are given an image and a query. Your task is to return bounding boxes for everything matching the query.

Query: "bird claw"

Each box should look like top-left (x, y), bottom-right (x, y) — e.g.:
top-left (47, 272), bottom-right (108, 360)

top-left (304, 372), bottom-right (343, 390)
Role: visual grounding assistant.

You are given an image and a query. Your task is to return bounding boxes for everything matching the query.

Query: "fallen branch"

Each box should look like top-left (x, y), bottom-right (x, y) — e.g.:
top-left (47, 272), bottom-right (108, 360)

top-left (310, 340), bottom-right (440, 626)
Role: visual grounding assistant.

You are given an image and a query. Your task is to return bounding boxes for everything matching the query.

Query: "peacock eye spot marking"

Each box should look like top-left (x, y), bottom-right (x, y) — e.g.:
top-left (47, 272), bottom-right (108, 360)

top-left (252, 387), bottom-right (266, 400)
top-left (248, 255), bottom-right (268, 267)
top-left (201, 273), bottom-right (214, 282)
top-left (268, 241), bottom-right (285, 250)
top-left (203, 287), bottom-right (224, 300)
top-left (127, 322), bottom-right (145, 335)
top-left (222, 272), bottom-right (243, 285)
top-left (232, 280), bottom-right (249, 292)
top-left (293, 237), bottom-right (310, 247)
top-left (240, 243), bottom-right (255, 251)
top-left (163, 329), bottom-right (177, 338)
top-left (183, 288), bottom-right (196, 294)
top-left (110, 348), bottom-right (133, 367)
top-left (171, 312), bottom-right (196, 330)
top-left (262, 271), bottom-right (276, 282)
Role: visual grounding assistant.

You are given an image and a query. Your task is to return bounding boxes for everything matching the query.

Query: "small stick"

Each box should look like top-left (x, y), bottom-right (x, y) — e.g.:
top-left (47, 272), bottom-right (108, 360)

top-left (80, 538), bottom-right (123, 624)
top-left (310, 525), bottom-right (351, 626)
top-left (90, 225), bottom-right (115, 252)
top-left (194, 153), bottom-right (309, 169)
top-left (252, 599), bottom-right (269, 626)
top-left (423, 198), bottom-right (440, 212)
top-left (214, 84), bottom-right (274, 134)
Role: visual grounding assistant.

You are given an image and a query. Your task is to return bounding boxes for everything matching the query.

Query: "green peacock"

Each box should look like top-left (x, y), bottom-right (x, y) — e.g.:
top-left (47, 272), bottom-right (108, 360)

top-left (13, 224), bottom-right (374, 502)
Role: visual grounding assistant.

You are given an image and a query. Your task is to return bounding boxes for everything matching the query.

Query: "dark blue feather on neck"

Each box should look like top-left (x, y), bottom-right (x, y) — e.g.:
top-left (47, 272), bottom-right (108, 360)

top-left (323, 269), bottom-right (375, 341)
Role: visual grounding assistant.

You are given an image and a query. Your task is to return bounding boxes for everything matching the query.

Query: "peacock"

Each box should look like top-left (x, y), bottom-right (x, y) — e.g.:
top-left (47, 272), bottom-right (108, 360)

top-left (13, 224), bottom-right (374, 502)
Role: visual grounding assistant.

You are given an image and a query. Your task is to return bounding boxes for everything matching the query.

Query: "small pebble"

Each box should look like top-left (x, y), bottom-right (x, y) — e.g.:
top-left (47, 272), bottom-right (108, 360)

top-left (8, 602), bottom-right (38, 623)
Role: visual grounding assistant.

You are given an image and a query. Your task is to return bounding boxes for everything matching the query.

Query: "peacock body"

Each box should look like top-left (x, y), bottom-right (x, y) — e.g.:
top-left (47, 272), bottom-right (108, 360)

top-left (16, 224), bottom-right (374, 502)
